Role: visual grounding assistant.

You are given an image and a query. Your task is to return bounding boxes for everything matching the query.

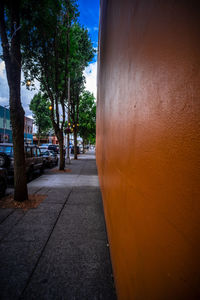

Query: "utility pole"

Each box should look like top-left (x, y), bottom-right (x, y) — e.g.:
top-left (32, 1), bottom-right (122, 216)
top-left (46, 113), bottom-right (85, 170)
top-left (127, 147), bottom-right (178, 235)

top-left (66, 77), bottom-right (71, 164)
top-left (66, 0), bottom-right (71, 165)
top-left (3, 105), bottom-right (9, 143)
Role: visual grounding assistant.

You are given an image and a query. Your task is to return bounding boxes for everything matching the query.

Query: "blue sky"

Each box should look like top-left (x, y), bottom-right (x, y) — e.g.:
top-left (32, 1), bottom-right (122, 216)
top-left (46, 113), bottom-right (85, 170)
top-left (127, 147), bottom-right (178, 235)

top-left (78, 0), bottom-right (100, 96)
top-left (0, 0), bottom-right (100, 117)
top-left (77, 0), bottom-right (99, 49)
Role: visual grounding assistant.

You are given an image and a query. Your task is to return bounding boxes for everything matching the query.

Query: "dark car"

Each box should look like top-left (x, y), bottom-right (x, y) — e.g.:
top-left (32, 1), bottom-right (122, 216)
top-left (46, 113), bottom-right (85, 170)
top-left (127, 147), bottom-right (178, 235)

top-left (24, 144), bottom-right (45, 179)
top-left (0, 168), bottom-right (7, 197)
top-left (49, 150), bottom-right (58, 165)
top-left (48, 144), bottom-right (59, 154)
top-left (0, 143), bottom-right (44, 180)
top-left (71, 146), bottom-right (80, 154)
top-left (0, 144), bottom-right (13, 169)
top-left (41, 150), bottom-right (58, 167)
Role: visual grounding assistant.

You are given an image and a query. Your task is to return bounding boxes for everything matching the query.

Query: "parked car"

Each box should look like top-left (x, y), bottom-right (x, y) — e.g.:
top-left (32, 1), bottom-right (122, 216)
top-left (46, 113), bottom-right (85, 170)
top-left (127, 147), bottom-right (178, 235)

top-left (46, 150), bottom-right (58, 167)
top-left (0, 143), bottom-right (13, 169)
top-left (39, 147), bottom-right (46, 152)
top-left (48, 144), bottom-right (59, 154)
top-left (41, 150), bottom-right (58, 167)
top-left (24, 145), bottom-right (45, 179)
top-left (0, 143), bottom-right (44, 180)
top-left (0, 168), bottom-right (7, 197)
top-left (79, 145), bottom-right (84, 153)
top-left (39, 146), bottom-right (49, 154)
top-left (71, 146), bottom-right (80, 154)
top-left (49, 150), bottom-right (58, 165)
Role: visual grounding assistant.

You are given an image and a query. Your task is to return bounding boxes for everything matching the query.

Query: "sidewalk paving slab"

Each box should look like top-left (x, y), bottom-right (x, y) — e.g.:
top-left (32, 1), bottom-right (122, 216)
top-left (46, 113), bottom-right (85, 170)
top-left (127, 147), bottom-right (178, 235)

top-left (0, 152), bottom-right (116, 300)
top-left (0, 210), bottom-right (26, 241)
top-left (0, 208), bottom-right (14, 223)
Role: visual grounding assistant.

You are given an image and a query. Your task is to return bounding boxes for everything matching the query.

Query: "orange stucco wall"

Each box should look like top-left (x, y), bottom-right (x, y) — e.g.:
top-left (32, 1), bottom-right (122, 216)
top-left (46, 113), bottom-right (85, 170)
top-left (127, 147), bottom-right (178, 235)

top-left (96, 1), bottom-right (200, 299)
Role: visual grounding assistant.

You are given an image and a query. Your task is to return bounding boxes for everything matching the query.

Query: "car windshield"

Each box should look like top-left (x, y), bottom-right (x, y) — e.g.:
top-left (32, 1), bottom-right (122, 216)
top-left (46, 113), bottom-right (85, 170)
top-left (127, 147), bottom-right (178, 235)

top-left (0, 146), bottom-right (13, 156)
top-left (40, 148), bottom-right (47, 153)
top-left (42, 151), bottom-right (49, 156)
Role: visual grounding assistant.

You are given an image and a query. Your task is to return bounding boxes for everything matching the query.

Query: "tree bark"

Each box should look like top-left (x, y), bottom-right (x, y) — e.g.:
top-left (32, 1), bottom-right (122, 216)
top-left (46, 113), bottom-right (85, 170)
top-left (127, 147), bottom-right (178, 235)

top-left (58, 130), bottom-right (65, 170)
top-left (73, 129), bottom-right (78, 160)
top-left (83, 139), bottom-right (85, 154)
top-left (0, 0), bottom-right (28, 202)
top-left (38, 135), bottom-right (40, 146)
top-left (10, 93), bottom-right (28, 201)
top-left (37, 127), bottom-right (41, 146)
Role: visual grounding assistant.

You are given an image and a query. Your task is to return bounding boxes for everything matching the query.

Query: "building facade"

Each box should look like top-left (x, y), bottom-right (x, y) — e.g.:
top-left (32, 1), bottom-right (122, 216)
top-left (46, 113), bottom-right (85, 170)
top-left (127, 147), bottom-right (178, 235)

top-left (33, 134), bottom-right (59, 145)
top-left (0, 105), bottom-right (12, 143)
top-left (24, 116), bottom-right (33, 143)
top-left (0, 105), bottom-right (33, 143)
top-left (97, 1), bottom-right (200, 299)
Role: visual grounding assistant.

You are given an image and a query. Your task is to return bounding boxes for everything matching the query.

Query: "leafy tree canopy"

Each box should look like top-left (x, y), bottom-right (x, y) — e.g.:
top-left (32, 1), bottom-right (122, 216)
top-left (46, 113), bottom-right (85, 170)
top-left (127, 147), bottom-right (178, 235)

top-left (69, 23), bottom-right (95, 77)
top-left (29, 92), bottom-right (52, 136)
top-left (79, 91), bottom-right (96, 145)
top-left (21, 0), bottom-right (81, 168)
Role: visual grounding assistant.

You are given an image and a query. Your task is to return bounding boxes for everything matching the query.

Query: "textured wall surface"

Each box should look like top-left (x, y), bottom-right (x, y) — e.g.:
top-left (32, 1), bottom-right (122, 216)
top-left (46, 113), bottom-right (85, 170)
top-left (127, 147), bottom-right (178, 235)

top-left (96, 1), bottom-right (200, 299)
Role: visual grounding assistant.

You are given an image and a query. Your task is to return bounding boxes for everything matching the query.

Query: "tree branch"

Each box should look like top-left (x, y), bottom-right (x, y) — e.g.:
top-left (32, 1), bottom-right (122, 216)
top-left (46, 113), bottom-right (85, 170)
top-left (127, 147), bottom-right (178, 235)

top-left (0, 2), bottom-right (11, 72)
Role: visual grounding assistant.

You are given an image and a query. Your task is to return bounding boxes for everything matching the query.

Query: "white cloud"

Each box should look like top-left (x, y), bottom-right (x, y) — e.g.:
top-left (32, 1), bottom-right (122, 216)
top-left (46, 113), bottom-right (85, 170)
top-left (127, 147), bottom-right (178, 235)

top-left (0, 97), bottom-right (8, 107)
top-left (87, 27), bottom-right (98, 33)
top-left (84, 61), bottom-right (97, 98)
top-left (0, 61), bottom-right (5, 78)
top-left (0, 59), bottom-right (98, 115)
top-left (26, 114), bottom-right (33, 119)
top-left (0, 59), bottom-right (37, 116)
top-left (0, 60), bottom-right (9, 107)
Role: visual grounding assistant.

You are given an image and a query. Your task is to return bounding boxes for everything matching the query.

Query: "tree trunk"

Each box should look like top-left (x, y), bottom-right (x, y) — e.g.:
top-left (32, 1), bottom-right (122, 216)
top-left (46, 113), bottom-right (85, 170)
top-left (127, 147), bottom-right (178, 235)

top-left (38, 134), bottom-right (41, 146)
top-left (82, 139), bottom-right (85, 154)
top-left (0, 0), bottom-right (28, 202)
top-left (74, 129), bottom-right (78, 160)
top-left (37, 127), bottom-right (41, 146)
top-left (58, 131), bottom-right (65, 170)
top-left (9, 53), bottom-right (28, 202)
top-left (10, 93), bottom-right (28, 202)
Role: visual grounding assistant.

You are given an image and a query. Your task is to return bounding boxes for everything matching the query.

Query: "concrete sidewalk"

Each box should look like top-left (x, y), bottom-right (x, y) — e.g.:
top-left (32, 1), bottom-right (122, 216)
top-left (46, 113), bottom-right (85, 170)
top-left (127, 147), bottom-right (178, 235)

top-left (0, 152), bottom-right (116, 300)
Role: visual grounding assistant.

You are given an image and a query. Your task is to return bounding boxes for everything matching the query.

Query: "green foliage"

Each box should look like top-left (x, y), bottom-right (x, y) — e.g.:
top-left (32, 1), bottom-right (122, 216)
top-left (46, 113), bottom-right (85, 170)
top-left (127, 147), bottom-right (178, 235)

top-left (29, 92), bottom-right (52, 136)
top-left (21, 0), bottom-right (95, 132)
top-left (21, 0), bottom-right (94, 98)
top-left (79, 91), bottom-right (96, 144)
top-left (1, 0), bottom-right (96, 155)
top-left (69, 24), bottom-right (95, 144)
top-left (70, 23), bottom-right (95, 75)
top-left (22, 0), bottom-right (75, 93)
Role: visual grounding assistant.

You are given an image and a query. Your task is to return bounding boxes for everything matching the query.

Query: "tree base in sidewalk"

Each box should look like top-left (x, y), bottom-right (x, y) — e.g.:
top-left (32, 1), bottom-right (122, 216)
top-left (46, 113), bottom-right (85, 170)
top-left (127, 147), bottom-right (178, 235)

top-left (51, 168), bottom-right (71, 173)
top-left (0, 194), bottom-right (47, 210)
